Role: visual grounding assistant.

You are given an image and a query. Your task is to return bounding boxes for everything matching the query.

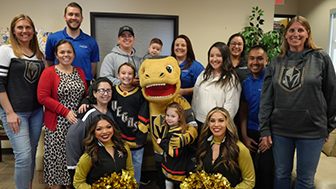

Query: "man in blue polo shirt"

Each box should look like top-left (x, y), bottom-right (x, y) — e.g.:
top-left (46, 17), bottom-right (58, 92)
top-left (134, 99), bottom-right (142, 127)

top-left (45, 2), bottom-right (99, 86)
top-left (239, 45), bottom-right (274, 189)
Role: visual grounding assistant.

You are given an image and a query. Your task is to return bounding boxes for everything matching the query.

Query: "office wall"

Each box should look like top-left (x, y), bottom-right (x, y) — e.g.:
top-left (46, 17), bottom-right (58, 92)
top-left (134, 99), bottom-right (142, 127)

top-left (0, 0), bottom-right (274, 65)
top-left (298, 0), bottom-right (336, 52)
top-left (274, 0), bottom-right (299, 15)
top-left (274, 0), bottom-right (336, 53)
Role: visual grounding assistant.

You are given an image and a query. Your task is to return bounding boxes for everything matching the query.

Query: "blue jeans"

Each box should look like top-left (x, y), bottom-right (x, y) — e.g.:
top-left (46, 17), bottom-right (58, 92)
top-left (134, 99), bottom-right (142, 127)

top-left (272, 134), bottom-right (324, 189)
top-left (0, 107), bottom-right (43, 189)
top-left (131, 147), bottom-right (144, 186)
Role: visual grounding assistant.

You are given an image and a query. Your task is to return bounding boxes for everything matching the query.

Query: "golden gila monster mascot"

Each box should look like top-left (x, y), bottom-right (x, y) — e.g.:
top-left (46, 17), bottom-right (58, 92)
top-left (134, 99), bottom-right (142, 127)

top-left (138, 56), bottom-right (198, 188)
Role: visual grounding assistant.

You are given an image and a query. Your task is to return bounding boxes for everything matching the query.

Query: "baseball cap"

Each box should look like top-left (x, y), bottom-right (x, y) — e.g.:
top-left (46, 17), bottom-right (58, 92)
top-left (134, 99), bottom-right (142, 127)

top-left (118, 25), bottom-right (134, 37)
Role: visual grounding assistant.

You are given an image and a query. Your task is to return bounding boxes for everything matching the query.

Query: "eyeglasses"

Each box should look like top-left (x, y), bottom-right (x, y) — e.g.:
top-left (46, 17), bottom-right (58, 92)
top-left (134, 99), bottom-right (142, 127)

top-left (230, 42), bottom-right (243, 47)
top-left (97, 88), bottom-right (112, 94)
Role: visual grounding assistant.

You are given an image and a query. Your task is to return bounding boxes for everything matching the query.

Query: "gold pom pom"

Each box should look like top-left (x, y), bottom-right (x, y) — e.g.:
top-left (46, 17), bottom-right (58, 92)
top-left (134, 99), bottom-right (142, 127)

top-left (91, 169), bottom-right (138, 189)
top-left (180, 170), bottom-right (231, 189)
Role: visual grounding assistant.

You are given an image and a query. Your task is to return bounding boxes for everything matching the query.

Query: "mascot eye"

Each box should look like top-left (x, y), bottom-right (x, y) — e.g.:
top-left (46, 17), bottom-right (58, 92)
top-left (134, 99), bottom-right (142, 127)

top-left (166, 65), bottom-right (173, 73)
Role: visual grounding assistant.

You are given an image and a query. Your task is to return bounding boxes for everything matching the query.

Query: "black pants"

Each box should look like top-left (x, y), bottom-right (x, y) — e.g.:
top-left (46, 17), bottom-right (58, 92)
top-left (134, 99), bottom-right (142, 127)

top-left (247, 129), bottom-right (275, 189)
top-left (155, 161), bottom-right (166, 189)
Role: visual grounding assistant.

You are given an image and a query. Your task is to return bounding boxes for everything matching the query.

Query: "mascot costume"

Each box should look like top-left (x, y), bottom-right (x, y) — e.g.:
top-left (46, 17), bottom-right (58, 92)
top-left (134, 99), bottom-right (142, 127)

top-left (138, 56), bottom-right (198, 188)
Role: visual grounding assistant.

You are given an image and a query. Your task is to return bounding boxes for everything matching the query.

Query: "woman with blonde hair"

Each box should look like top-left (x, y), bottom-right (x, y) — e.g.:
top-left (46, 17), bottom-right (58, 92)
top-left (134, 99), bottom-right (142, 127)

top-left (0, 14), bottom-right (45, 189)
top-left (259, 16), bottom-right (336, 189)
top-left (196, 107), bottom-right (255, 189)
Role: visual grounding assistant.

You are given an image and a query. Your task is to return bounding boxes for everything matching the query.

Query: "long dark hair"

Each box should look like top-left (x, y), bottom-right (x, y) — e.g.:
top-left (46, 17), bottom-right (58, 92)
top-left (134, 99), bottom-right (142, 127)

top-left (196, 107), bottom-right (240, 172)
top-left (200, 42), bottom-right (239, 89)
top-left (227, 33), bottom-right (247, 61)
top-left (84, 115), bottom-right (126, 163)
top-left (171, 34), bottom-right (196, 69)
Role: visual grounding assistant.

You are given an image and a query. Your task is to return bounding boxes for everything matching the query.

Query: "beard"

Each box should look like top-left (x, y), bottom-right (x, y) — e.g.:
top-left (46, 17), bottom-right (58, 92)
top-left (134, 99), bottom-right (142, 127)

top-left (66, 20), bottom-right (81, 31)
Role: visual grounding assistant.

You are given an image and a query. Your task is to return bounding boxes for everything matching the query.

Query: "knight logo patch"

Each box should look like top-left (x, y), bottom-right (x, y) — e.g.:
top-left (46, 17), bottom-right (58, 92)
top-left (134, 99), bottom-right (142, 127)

top-left (278, 66), bottom-right (305, 93)
top-left (24, 61), bottom-right (41, 83)
top-left (151, 115), bottom-right (167, 139)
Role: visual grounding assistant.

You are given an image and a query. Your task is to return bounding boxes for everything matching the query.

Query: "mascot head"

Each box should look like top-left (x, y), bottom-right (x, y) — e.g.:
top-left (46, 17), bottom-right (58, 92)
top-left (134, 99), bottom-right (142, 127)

top-left (139, 56), bottom-right (181, 104)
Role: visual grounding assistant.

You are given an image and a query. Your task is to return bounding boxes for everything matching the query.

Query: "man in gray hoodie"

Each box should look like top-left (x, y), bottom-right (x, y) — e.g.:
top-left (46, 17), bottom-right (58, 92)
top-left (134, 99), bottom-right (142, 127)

top-left (100, 25), bottom-right (141, 86)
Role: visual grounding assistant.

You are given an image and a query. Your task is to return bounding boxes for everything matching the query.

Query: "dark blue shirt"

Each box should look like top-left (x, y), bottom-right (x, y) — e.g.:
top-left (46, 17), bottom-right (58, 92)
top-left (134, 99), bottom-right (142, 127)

top-left (45, 27), bottom-right (100, 81)
top-left (241, 69), bottom-right (266, 131)
top-left (179, 59), bottom-right (204, 103)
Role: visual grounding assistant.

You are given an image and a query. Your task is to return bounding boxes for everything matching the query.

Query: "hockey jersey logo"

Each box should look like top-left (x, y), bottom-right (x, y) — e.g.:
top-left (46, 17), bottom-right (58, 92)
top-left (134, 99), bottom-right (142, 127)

top-left (151, 114), bottom-right (167, 140)
top-left (24, 61), bottom-right (41, 83)
top-left (278, 66), bottom-right (305, 93)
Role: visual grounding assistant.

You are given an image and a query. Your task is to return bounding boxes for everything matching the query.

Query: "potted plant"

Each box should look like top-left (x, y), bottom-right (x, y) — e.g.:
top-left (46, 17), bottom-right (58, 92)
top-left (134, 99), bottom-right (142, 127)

top-left (240, 6), bottom-right (284, 60)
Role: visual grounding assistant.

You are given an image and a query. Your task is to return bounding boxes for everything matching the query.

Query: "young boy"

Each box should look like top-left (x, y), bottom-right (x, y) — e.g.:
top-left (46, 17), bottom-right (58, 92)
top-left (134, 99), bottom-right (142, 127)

top-left (113, 62), bottom-right (149, 185)
top-left (141, 38), bottom-right (163, 62)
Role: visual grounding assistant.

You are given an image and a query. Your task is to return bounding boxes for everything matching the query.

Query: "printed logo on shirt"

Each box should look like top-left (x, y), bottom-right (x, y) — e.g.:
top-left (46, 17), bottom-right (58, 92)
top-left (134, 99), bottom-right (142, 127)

top-left (24, 61), bottom-right (42, 83)
top-left (117, 150), bottom-right (124, 158)
top-left (111, 100), bottom-right (137, 129)
top-left (151, 114), bottom-right (167, 140)
top-left (79, 45), bottom-right (88, 48)
top-left (278, 66), bottom-right (305, 93)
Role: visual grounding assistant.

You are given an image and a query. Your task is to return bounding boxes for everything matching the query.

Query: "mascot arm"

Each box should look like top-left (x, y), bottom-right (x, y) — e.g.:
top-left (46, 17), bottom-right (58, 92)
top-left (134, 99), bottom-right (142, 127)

top-left (160, 134), bottom-right (182, 157)
top-left (135, 100), bottom-right (150, 147)
top-left (185, 108), bottom-right (198, 129)
top-left (169, 126), bottom-right (198, 150)
top-left (136, 120), bottom-right (148, 147)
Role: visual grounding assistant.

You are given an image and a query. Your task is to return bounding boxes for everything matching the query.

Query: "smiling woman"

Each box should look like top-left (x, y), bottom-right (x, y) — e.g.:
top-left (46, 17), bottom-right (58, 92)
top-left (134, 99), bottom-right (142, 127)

top-left (0, 14), bottom-right (45, 189)
top-left (259, 16), bottom-right (336, 189)
top-left (227, 33), bottom-right (251, 83)
top-left (171, 35), bottom-right (204, 103)
top-left (192, 42), bottom-right (241, 134)
top-left (66, 77), bottom-right (113, 183)
top-left (37, 39), bottom-right (87, 189)
top-left (73, 114), bottom-right (134, 189)
top-left (196, 107), bottom-right (255, 189)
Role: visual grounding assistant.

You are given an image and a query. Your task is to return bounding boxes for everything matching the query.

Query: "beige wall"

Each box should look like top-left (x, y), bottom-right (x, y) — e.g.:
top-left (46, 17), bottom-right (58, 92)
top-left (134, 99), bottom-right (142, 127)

top-left (274, 0), bottom-right (299, 15)
top-left (0, 0), bottom-right (274, 65)
top-left (274, 0), bottom-right (336, 53)
top-left (298, 0), bottom-right (336, 52)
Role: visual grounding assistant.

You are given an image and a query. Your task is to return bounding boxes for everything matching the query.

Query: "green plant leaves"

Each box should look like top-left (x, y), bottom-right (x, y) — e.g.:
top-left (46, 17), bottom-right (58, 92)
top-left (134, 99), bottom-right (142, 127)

top-left (240, 6), bottom-right (284, 60)
top-left (259, 19), bottom-right (264, 25)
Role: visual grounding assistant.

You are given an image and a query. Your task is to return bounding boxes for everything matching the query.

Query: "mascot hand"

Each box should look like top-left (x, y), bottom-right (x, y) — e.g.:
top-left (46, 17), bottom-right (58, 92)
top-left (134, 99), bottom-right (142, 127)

top-left (169, 127), bottom-right (197, 149)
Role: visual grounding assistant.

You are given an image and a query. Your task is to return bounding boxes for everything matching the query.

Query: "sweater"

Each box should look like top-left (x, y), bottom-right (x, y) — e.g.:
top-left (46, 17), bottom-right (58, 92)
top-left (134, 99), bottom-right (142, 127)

top-left (259, 49), bottom-right (336, 138)
top-left (37, 66), bottom-right (87, 131)
top-left (100, 44), bottom-right (141, 85)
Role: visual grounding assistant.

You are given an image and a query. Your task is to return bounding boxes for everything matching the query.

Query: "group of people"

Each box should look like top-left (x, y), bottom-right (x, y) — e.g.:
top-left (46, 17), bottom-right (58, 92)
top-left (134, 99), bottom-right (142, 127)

top-left (0, 1), bottom-right (335, 189)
